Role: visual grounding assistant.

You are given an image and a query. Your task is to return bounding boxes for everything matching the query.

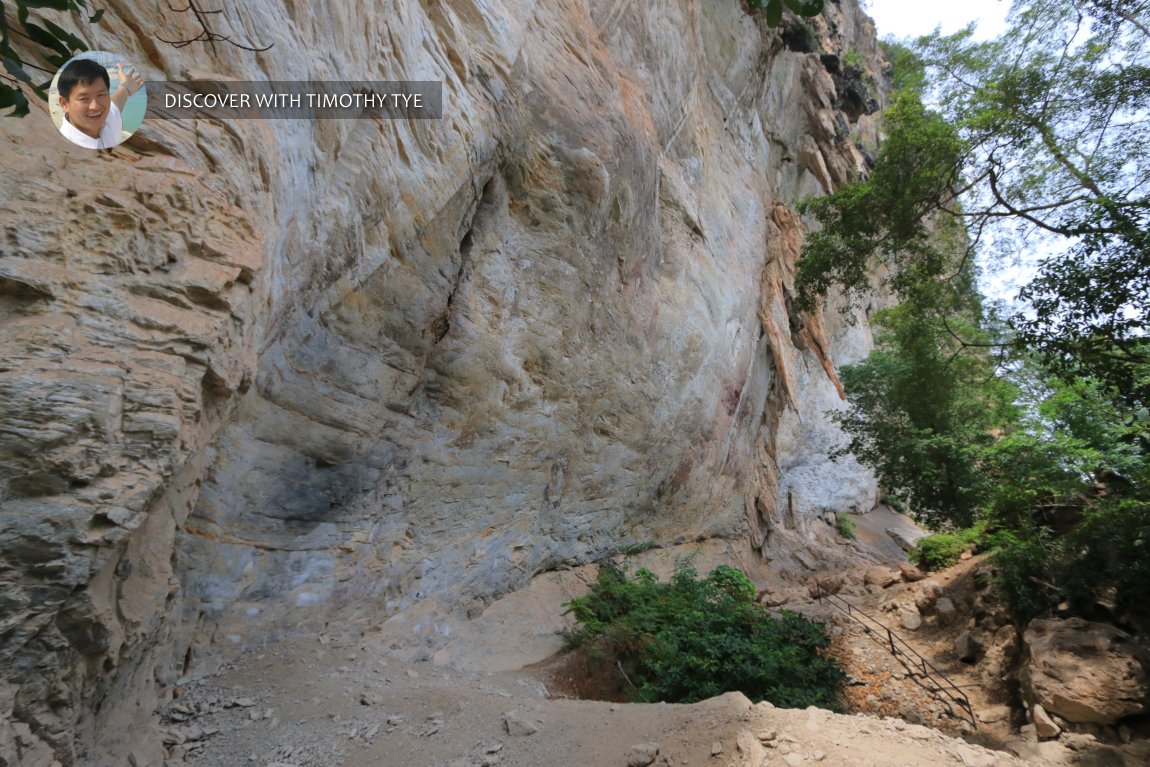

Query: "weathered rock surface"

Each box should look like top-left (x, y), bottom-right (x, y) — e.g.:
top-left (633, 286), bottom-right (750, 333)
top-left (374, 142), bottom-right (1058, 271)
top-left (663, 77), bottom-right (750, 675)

top-left (1, 0), bottom-right (887, 763)
top-left (1020, 618), bottom-right (1149, 725)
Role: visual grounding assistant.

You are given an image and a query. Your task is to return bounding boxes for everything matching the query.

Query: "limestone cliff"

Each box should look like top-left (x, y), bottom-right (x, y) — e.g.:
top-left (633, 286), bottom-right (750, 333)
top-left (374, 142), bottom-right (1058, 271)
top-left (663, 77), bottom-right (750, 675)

top-left (0, 0), bottom-right (886, 763)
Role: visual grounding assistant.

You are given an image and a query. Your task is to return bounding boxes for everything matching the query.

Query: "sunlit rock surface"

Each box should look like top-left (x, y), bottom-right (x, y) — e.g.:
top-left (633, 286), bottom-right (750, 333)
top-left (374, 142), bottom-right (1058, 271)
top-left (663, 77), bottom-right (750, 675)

top-left (0, 0), bottom-right (884, 762)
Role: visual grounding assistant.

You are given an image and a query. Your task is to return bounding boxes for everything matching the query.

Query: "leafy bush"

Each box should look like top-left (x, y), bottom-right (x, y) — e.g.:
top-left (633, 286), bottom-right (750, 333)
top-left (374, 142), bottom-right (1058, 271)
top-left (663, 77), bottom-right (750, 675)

top-left (992, 501), bottom-right (1150, 625)
top-left (909, 526), bottom-right (983, 571)
top-left (563, 561), bottom-right (845, 709)
top-left (989, 528), bottom-right (1064, 623)
top-left (834, 512), bottom-right (857, 539)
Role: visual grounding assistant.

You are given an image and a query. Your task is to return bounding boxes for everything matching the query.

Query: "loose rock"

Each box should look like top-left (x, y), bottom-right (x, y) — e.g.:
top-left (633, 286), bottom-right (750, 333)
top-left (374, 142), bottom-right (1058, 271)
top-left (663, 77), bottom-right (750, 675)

top-left (1021, 618), bottom-right (1149, 724)
top-left (627, 742), bottom-right (658, 767)
top-left (1032, 704), bottom-right (1061, 740)
top-left (504, 712), bottom-right (538, 737)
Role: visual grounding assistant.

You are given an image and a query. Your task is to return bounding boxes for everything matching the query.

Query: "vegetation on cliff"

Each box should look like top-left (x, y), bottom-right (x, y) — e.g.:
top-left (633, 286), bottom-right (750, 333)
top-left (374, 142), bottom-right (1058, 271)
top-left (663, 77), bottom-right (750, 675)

top-left (796, 0), bottom-right (1150, 628)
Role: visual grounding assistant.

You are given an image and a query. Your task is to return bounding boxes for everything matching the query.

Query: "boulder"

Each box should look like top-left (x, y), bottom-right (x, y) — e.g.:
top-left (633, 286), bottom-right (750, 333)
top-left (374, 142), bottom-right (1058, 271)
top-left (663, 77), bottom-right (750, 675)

top-left (864, 567), bottom-right (901, 589)
top-left (1020, 618), bottom-right (1149, 725)
top-left (899, 562), bottom-right (927, 582)
top-left (955, 630), bottom-right (984, 663)
top-left (934, 597), bottom-right (957, 625)
top-left (914, 582), bottom-right (944, 613)
top-left (900, 611), bottom-right (923, 631)
top-left (1032, 704), bottom-right (1061, 740)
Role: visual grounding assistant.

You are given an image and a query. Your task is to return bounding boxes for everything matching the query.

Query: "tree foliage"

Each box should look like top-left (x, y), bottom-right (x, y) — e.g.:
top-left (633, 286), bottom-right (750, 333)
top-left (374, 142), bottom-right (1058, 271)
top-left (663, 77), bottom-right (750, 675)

top-left (747, 0), bottom-right (826, 29)
top-left (563, 561), bottom-right (845, 708)
top-left (831, 287), bottom-right (1019, 527)
top-left (795, 1), bottom-right (1150, 628)
top-left (0, 0), bottom-right (98, 117)
top-left (916, 0), bottom-right (1150, 406)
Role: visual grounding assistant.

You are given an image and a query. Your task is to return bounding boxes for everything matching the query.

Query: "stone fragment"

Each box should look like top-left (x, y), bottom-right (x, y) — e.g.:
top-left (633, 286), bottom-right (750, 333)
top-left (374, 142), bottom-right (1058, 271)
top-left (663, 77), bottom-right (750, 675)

top-left (980, 626), bottom-right (1021, 698)
top-left (784, 754), bottom-right (804, 767)
top-left (627, 742), bottom-right (658, 767)
top-left (934, 597), bottom-right (957, 624)
top-left (710, 741), bottom-right (723, 756)
top-left (1006, 740), bottom-right (1076, 764)
top-left (864, 567), bottom-right (900, 589)
top-left (503, 712), bottom-right (538, 737)
top-left (1021, 618), bottom-right (1149, 724)
top-left (954, 745), bottom-right (996, 767)
top-left (900, 610), bottom-right (923, 631)
top-left (735, 730), bottom-right (765, 763)
top-left (1032, 704), bottom-right (1061, 740)
top-left (914, 582), bottom-right (944, 612)
top-left (954, 630), bottom-right (984, 663)
top-left (898, 562), bottom-right (927, 582)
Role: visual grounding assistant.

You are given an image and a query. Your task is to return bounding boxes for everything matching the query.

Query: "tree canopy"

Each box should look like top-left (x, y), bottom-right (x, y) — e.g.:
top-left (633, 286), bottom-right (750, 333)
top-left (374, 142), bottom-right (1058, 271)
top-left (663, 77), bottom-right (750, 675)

top-left (796, 1), bottom-right (1150, 626)
top-left (798, 0), bottom-right (1150, 408)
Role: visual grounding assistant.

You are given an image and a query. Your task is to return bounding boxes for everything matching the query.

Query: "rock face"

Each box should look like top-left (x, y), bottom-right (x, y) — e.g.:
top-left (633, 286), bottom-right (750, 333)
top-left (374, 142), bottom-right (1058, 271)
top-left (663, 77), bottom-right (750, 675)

top-left (1020, 618), bottom-right (1150, 725)
top-left (0, 0), bottom-right (885, 763)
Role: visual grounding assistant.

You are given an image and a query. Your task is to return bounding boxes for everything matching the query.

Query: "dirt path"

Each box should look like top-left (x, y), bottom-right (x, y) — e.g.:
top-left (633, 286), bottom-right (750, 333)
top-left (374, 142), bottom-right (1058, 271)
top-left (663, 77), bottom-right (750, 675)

top-left (162, 510), bottom-right (1148, 767)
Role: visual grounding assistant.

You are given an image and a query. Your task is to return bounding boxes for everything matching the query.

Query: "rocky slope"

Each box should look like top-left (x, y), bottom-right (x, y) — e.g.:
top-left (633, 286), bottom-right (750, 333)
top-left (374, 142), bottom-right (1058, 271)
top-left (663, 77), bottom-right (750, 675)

top-left (1, 0), bottom-right (888, 763)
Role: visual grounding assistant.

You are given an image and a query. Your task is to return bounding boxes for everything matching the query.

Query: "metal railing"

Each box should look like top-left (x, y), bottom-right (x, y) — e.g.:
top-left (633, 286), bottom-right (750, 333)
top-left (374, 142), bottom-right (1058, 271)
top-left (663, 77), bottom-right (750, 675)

top-left (814, 583), bottom-right (978, 729)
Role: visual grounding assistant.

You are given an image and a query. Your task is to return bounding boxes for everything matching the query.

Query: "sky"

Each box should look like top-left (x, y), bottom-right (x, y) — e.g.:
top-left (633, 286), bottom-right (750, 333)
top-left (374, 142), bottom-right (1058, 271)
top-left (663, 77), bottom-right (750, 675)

top-left (865, 0), bottom-right (1012, 42)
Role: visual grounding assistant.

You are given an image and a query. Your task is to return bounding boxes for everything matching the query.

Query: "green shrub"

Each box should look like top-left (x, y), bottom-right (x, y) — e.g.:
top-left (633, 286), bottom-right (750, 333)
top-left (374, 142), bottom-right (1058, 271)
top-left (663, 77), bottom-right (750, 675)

top-left (991, 501), bottom-right (1150, 624)
top-left (882, 495), bottom-right (908, 514)
top-left (563, 561), bottom-right (845, 709)
top-left (990, 528), bottom-right (1063, 623)
top-left (842, 49), bottom-right (864, 70)
top-left (835, 512), bottom-right (857, 539)
top-left (909, 525), bottom-right (983, 571)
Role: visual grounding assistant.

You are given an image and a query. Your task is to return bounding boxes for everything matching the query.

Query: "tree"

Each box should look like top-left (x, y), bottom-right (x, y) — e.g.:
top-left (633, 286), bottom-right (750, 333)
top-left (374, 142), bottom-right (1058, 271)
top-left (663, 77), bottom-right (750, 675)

top-left (918, 0), bottom-right (1150, 406)
top-left (829, 275), bottom-right (1020, 527)
top-left (796, 1), bottom-right (1149, 539)
top-left (799, 1), bottom-right (1150, 408)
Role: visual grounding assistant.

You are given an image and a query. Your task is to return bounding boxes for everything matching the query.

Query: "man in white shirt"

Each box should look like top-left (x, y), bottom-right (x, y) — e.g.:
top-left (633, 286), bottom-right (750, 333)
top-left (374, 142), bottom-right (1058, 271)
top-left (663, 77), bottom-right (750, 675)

top-left (57, 58), bottom-right (144, 149)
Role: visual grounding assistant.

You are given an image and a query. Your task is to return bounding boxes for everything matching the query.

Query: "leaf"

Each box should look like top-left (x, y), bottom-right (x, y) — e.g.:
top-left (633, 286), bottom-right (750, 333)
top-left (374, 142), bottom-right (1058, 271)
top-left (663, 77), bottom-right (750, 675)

top-left (3, 56), bottom-right (32, 83)
top-left (88, 9), bottom-right (104, 24)
top-left (765, 0), bottom-right (783, 27)
top-left (18, 21), bottom-right (72, 58)
top-left (43, 19), bottom-right (87, 53)
top-left (0, 81), bottom-right (31, 116)
top-left (19, 0), bottom-right (80, 10)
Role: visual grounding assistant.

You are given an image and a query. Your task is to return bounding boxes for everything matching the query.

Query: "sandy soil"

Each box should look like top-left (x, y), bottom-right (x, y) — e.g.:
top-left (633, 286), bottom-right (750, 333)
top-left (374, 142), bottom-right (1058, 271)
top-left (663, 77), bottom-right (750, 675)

top-left (161, 509), bottom-right (1149, 767)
